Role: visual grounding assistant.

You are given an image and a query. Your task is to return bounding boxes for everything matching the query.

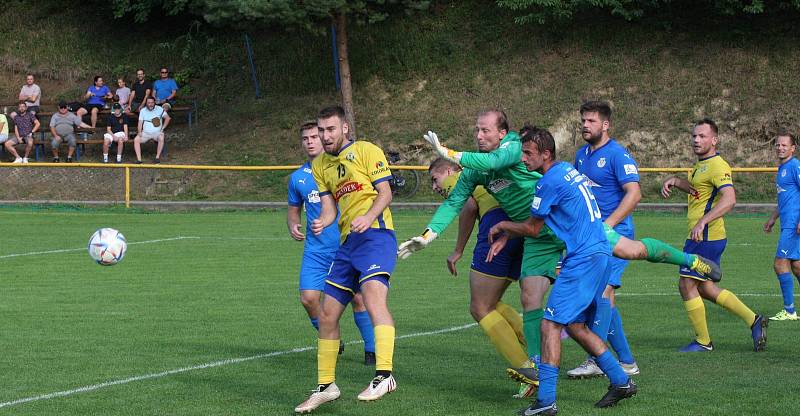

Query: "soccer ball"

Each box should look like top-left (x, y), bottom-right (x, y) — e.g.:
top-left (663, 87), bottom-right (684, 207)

top-left (88, 228), bottom-right (127, 266)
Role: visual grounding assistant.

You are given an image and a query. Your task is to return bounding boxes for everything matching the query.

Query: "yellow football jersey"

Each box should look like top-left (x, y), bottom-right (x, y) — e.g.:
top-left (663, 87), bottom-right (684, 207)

top-left (311, 141), bottom-right (394, 240)
top-left (687, 154), bottom-right (733, 241)
top-left (440, 172), bottom-right (500, 218)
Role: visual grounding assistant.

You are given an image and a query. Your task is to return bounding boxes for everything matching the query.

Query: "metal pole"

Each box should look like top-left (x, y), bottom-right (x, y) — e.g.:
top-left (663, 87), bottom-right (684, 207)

top-left (244, 33), bottom-right (262, 99)
top-left (125, 167), bottom-right (131, 208)
top-left (331, 24), bottom-right (341, 90)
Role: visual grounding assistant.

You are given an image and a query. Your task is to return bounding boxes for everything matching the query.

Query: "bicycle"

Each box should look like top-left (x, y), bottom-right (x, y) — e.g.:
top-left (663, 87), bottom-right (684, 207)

top-left (386, 150), bottom-right (420, 199)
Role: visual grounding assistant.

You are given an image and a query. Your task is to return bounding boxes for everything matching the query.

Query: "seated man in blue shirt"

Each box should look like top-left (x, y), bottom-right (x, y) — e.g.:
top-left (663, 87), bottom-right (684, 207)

top-left (153, 67), bottom-right (179, 112)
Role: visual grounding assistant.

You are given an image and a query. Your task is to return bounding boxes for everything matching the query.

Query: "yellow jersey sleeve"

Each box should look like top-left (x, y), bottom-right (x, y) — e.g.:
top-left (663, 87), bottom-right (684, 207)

top-left (711, 158), bottom-right (733, 189)
top-left (360, 141), bottom-right (393, 185)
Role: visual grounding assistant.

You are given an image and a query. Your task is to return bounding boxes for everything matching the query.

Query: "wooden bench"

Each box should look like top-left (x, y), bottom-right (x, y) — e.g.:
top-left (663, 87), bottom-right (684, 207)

top-left (1, 128), bottom-right (166, 162)
top-left (1, 98), bottom-right (198, 128)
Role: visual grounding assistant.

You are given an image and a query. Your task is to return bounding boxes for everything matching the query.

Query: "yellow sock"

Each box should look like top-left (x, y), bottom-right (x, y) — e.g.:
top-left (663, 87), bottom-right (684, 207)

top-left (317, 338), bottom-right (339, 385)
top-left (479, 310), bottom-right (529, 367)
top-left (716, 289), bottom-right (757, 326)
top-left (684, 297), bottom-right (711, 345)
top-left (374, 325), bottom-right (395, 372)
top-left (496, 302), bottom-right (526, 348)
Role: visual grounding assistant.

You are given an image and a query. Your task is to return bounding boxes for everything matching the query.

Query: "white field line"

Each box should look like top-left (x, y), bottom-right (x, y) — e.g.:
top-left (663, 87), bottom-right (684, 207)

top-left (0, 237), bottom-right (200, 259)
top-left (0, 322), bottom-right (477, 409)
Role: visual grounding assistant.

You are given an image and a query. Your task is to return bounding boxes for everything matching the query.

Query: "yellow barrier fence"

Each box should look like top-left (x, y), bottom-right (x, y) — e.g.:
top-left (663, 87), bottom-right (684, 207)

top-left (0, 163), bottom-right (779, 208)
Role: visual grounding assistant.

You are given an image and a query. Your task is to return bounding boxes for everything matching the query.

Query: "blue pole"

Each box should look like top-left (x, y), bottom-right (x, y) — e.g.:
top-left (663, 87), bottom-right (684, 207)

top-left (331, 24), bottom-right (341, 90)
top-left (244, 33), bottom-right (262, 99)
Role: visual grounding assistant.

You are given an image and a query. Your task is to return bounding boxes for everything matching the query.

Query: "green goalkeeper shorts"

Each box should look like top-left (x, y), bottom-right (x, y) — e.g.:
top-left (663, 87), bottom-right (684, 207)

top-left (520, 225), bottom-right (565, 281)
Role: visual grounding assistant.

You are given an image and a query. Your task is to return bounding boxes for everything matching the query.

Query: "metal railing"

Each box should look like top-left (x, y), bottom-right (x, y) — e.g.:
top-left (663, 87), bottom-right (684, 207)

top-left (0, 163), bottom-right (779, 208)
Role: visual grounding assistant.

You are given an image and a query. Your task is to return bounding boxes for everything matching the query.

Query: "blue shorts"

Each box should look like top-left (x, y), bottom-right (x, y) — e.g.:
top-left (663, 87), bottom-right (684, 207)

top-left (605, 256), bottom-right (628, 288)
top-left (776, 228), bottom-right (800, 260)
top-left (471, 208), bottom-right (523, 280)
top-left (679, 239), bottom-right (726, 280)
top-left (299, 251), bottom-right (335, 291)
top-left (324, 228), bottom-right (397, 305)
top-left (544, 253), bottom-right (610, 326)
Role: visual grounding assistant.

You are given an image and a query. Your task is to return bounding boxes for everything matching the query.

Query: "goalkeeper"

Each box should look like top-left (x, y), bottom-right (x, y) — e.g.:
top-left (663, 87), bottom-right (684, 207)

top-left (399, 111), bottom-right (722, 385)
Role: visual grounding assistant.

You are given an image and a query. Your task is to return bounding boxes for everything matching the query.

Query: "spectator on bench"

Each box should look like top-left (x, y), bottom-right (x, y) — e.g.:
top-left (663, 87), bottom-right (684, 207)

top-left (8, 102), bottom-right (39, 163)
top-left (134, 96), bottom-right (170, 164)
top-left (104, 103), bottom-right (129, 163)
top-left (12, 74), bottom-right (41, 117)
top-left (129, 68), bottom-right (152, 114)
top-left (0, 112), bottom-right (8, 152)
top-left (50, 100), bottom-right (91, 163)
top-left (85, 75), bottom-right (113, 128)
top-left (153, 67), bottom-right (178, 112)
top-left (115, 78), bottom-right (131, 113)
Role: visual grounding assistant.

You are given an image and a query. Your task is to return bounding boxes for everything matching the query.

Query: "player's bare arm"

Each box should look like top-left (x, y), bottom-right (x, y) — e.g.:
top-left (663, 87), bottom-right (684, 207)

top-left (311, 194), bottom-right (337, 235)
top-left (351, 180), bottom-right (393, 233)
top-left (485, 217), bottom-right (543, 262)
top-left (605, 182), bottom-right (641, 228)
top-left (764, 208), bottom-right (779, 233)
top-left (447, 197), bottom-right (478, 276)
top-left (661, 176), bottom-right (695, 198)
top-left (287, 205), bottom-right (305, 241)
top-left (691, 186), bottom-right (736, 242)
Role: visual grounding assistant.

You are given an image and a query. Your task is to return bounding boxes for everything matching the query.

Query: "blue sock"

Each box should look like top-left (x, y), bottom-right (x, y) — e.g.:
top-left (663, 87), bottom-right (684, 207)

top-left (591, 298), bottom-right (612, 343)
top-left (536, 363), bottom-right (559, 406)
top-left (595, 350), bottom-right (628, 386)
top-left (778, 273), bottom-right (796, 314)
top-left (310, 317), bottom-right (319, 331)
top-left (608, 307), bottom-right (635, 364)
top-left (353, 310), bottom-right (375, 352)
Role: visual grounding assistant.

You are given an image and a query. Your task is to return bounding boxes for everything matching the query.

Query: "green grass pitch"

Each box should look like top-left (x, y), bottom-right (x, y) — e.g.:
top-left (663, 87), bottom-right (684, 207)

top-left (0, 208), bottom-right (797, 415)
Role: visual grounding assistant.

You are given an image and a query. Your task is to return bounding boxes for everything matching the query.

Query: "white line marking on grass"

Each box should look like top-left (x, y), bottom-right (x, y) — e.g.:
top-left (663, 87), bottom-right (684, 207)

top-left (0, 322), bottom-right (477, 409)
top-left (0, 237), bottom-right (199, 259)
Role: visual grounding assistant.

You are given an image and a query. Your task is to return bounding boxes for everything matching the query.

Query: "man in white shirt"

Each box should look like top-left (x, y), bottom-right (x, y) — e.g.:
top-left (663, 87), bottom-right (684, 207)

top-left (134, 96), bottom-right (170, 164)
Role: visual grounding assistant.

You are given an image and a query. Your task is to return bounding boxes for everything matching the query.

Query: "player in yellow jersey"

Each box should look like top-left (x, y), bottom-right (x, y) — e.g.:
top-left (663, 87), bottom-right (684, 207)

top-left (295, 106), bottom-right (397, 413)
top-left (661, 118), bottom-right (767, 352)
top-left (429, 158), bottom-right (533, 398)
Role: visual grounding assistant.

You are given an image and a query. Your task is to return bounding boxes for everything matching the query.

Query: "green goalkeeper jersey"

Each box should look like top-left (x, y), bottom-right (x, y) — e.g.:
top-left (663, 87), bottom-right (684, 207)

top-left (426, 131), bottom-right (545, 233)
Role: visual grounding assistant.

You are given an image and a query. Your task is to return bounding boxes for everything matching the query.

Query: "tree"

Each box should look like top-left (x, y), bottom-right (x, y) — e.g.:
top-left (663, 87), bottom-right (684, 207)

top-left (111, 0), bottom-right (430, 137)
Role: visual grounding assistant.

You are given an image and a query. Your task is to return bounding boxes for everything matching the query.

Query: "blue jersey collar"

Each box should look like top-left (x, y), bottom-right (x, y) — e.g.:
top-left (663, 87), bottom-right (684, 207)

top-left (585, 138), bottom-right (615, 156)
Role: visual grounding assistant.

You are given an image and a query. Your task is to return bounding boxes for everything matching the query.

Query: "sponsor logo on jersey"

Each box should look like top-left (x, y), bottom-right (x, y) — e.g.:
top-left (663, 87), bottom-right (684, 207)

top-left (781, 249), bottom-right (789, 256)
top-left (597, 157), bottom-right (606, 168)
top-left (532, 196), bottom-right (542, 210)
top-left (303, 167), bottom-right (313, 174)
top-left (298, 178), bottom-right (306, 185)
top-left (367, 264), bottom-right (380, 271)
top-left (371, 161), bottom-right (390, 177)
top-left (781, 169), bottom-right (787, 177)
top-left (777, 184), bottom-right (786, 193)
top-left (500, 142), bottom-right (510, 149)
top-left (308, 190), bottom-right (321, 203)
top-left (487, 179), bottom-right (512, 193)
top-left (624, 164), bottom-right (638, 175)
top-left (334, 181), bottom-right (364, 200)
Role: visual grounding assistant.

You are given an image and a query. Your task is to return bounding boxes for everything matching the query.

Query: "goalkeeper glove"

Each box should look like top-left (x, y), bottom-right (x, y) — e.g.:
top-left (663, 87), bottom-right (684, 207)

top-left (424, 131), bottom-right (461, 164)
top-left (397, 228), bottom-right (438, 259)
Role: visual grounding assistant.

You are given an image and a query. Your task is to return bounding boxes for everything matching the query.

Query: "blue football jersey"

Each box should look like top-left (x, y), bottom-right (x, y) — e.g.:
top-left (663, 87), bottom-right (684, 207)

top-left (777, 157), bottom-right (800, 230)
top-left (530, 161), bottom-right (609, 260)
top-left (575, 139), bottom-right (640, 237)
top-left (288, 162), bottom-right (340, 252)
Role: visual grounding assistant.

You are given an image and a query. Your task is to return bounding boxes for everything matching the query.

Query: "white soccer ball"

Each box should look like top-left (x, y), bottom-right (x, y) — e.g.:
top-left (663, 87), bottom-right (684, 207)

top-left (88, 228), bottom-right (127, 266)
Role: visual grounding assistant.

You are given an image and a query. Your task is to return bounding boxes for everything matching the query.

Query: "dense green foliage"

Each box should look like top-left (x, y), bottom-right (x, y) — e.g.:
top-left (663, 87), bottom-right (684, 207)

top-left (496, 0), bottom-right (800, 24)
